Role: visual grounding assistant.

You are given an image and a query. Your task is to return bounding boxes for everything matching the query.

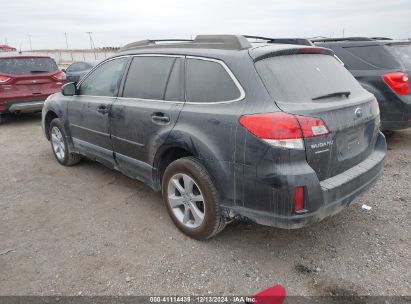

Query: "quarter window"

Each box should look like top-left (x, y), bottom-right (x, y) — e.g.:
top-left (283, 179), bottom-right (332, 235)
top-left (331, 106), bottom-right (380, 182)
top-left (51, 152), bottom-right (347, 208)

top-left (79, 57), bottom-right (128, 97)
top-left (186, 58), bottom-right (241, 103)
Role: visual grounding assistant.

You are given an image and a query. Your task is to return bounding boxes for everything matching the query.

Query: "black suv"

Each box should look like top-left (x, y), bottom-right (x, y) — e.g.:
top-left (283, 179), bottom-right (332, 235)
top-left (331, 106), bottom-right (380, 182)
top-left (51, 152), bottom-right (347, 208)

top-left (42, 35), bottom-right (387, 239)
top-left (313, 37), bottom-right (411, 131)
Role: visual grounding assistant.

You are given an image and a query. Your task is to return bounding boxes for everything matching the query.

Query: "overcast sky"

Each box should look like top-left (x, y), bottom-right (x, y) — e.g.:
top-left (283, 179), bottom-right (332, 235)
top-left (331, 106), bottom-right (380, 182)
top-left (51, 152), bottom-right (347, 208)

top-left (2, 0), bottom-right (411, 50)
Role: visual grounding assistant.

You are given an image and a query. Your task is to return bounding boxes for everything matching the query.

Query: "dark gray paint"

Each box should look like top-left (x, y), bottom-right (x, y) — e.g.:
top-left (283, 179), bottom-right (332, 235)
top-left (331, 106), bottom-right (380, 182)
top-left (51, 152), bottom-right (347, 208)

top-left (42, 41), bottom-right (387, 229)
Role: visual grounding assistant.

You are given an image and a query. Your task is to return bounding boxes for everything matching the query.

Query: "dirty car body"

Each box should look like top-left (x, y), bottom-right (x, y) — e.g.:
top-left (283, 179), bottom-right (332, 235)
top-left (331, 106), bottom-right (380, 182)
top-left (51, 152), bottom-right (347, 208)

top-left (42, 35), bottom-right (386, 236)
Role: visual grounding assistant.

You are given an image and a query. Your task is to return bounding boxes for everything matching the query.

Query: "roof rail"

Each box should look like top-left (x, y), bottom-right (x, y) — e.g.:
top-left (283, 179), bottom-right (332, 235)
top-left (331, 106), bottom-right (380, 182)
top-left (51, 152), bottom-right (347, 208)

top-left (370, 37), bottom-right (393, 40)
top-left (310, 37), bottom-right (374, 43)
top-left (118, 35), bottom-right (252, 52)
top-left (244, 35), bottom-right (313, 46)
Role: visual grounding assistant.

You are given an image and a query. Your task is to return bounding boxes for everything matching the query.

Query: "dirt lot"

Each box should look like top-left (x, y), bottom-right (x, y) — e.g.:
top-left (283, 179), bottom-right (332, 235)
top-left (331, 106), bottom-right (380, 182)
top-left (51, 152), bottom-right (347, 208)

top-left (0, 113), bottom-right (410, 297)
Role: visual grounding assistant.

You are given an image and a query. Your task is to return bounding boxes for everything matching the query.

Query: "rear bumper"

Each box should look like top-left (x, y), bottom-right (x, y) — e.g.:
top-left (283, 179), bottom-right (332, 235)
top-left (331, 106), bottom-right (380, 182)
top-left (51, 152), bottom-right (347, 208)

top-left (8, 101), bottom-right (45, 114)
top-left (229, 132), bottom-right (387, 229)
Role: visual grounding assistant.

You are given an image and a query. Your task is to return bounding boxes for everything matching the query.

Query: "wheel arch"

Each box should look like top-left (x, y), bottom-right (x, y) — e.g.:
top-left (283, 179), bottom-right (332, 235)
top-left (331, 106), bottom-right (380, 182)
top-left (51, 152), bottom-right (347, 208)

top-left (152, 145), bottom-right (194, 191)
top-left (44, 110), bottom-right (59, 140)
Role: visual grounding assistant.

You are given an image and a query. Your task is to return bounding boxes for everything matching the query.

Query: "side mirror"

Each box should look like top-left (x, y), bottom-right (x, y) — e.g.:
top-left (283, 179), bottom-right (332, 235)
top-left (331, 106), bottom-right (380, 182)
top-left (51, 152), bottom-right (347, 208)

top-left (62, 82), bottom-right (77, 96)
top-left (61, 68), bottom-right (66, 73)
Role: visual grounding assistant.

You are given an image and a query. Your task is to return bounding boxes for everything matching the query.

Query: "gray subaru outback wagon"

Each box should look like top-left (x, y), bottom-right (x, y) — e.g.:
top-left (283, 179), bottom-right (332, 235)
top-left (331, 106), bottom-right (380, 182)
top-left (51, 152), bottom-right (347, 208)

top-left (42, 35), bottom-right (387, 239)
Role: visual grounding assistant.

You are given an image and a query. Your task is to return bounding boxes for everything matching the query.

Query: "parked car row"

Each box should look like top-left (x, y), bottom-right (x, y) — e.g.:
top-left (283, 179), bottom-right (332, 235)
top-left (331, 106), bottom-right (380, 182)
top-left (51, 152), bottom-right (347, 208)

top-left (41, 35), bottom-right (389, 239)
top-left (1, 35), bottom-right (409, 239)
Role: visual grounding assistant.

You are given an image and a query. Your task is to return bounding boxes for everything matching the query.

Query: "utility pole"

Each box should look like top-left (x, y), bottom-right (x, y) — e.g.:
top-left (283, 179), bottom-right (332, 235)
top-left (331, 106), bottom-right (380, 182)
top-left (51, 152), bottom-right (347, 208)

top-left (27, 34), bottom-right (32, 51)
top-left (86, 32), bottom-right (97, 60)
top-left (64, 32), bottom-right (73, 62)
top-left (64, 32), bottom-right (69, 48)
top-left (4, 37), bottom-right (8, 45)
top-left (342, 27), bottom-right (345, 38)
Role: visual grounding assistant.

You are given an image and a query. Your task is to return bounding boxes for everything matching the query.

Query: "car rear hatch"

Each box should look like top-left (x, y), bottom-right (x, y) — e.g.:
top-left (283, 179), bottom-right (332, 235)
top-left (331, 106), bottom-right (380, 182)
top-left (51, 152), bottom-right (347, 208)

top-left (0, 56), bottom-right (64, 102)
top-left (252, 46), bottom-right (381, 180)
top-left (384, 41), bottom-right (411, 91)
top-left (383, 41), bottom-right (411, 75)
top-left (382, 42), bottom-right (411, 121)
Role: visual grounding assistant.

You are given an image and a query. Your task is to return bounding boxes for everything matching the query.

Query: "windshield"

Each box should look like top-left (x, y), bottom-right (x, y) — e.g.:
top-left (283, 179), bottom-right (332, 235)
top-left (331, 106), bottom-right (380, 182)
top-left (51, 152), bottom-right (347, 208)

top-left (255, 54), bottom-right (364, 103)
top-left (386, 43), bottom-right (411, 70)
top-left (0, 57), bottom-right (58, 75)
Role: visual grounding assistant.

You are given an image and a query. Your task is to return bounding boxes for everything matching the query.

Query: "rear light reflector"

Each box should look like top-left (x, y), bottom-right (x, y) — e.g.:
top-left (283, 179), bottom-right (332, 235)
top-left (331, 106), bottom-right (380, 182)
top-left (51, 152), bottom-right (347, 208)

top-left (383, 72), bottom-right (410, 95)
top-left (297, 116), bottom-right (330, 137)
top-left (0, 105), bottom-right (6, 110)
top-left (52, 71), bottom-right (67, 82)
top-left (294, 186), bottom-right (305, 213)
top-left (0, 75), bottom-right (11, 84)
top-left (239, 112), bottom-right (330, 150)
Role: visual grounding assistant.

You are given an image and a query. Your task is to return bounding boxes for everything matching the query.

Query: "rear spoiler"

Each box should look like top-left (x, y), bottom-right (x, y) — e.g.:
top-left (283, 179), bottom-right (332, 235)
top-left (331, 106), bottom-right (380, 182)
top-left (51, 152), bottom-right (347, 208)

top-left (253, 47), bottom-right (335, 62)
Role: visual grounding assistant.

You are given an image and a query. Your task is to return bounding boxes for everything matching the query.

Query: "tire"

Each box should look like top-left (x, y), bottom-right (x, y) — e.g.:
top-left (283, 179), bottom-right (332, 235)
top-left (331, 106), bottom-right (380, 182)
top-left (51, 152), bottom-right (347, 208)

top-left (49, 118), bottom-right (81, 166)
top-left (0, 114), bottom-right (9, 124)
top-left (382, 130), bottom-right (394, 137)
top-left (162, 157), bottom-right (226, 240)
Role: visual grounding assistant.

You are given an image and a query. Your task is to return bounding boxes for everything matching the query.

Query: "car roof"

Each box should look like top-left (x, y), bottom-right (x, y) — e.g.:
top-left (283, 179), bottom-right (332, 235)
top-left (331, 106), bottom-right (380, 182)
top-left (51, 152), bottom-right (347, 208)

top-left (114, 35), bottom-right (326, 62)
top-left (70, 60), bottom-right (99, 66)
top-left (0, 52), bottom-right (52, 59)
top-left (312, 37), bottom-right (411, 47)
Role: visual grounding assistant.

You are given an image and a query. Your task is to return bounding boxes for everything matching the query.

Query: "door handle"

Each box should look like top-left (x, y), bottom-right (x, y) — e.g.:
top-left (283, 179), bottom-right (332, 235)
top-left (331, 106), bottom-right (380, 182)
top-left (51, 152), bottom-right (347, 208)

top-left (97, 104), bottom-right (109, 115)
top-left (151, 112), bottom-right (170, 124)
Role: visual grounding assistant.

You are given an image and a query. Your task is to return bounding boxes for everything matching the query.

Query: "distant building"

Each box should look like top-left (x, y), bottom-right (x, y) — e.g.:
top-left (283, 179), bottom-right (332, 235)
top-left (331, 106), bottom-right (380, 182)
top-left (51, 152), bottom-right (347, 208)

top-left (0, 45), bottom-right (17, 52)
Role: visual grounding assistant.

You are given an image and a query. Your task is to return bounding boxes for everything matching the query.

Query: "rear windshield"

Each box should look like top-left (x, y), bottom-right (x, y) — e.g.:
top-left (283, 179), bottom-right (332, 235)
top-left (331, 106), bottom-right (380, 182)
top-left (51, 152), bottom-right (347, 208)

top-left (255, 54), bottom-right (364, 103)
top-left (343, 45), bottom-right (401, 69)
top-left (0, 57), bottom-right (58, 75)
top-left (386, 44), bottom-right (411, 70)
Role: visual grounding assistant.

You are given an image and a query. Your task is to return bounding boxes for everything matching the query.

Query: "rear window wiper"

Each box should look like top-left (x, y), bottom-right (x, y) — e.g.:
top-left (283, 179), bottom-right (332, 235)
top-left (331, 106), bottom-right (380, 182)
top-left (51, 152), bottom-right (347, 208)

top-left (312, 91), bottom-right (351, 101)
top-left (30, 70), bottom-right (49, 74)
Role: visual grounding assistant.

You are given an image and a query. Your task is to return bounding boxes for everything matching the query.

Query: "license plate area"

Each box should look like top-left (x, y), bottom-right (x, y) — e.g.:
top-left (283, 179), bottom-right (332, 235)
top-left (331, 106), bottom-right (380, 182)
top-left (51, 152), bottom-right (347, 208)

top-left (336, 125), bottom-right (366, 161)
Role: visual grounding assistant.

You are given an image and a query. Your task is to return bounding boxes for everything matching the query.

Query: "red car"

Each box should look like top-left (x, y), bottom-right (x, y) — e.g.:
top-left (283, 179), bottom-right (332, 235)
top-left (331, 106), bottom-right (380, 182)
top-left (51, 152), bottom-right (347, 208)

top-left (0, 52), bottom-right (65, 121)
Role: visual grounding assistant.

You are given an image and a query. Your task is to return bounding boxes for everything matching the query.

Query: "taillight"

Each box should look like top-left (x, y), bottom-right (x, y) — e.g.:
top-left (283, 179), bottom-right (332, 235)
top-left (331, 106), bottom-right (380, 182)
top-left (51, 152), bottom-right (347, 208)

top-left (383, 72), bottom-right (410, 95)
top-left (239, 112), bottom-right (330, 149)
top-left (0, 75), bottom-right (11, 84)
top-left (52, 71), bottom-right (66, 82)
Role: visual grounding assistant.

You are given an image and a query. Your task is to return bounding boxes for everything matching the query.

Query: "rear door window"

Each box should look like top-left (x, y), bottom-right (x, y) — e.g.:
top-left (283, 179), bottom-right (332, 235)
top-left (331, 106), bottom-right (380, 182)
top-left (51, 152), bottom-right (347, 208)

top-left (122, 56), bottom-right (183, 101)
top-left (0, 57), bottom-right (58, 75)
top-left (386, 43), bottom-right (411, 70)
top-left (255, 54), bottom-right (364, 103)
top-left (186, 58), bottom-right (241, 103)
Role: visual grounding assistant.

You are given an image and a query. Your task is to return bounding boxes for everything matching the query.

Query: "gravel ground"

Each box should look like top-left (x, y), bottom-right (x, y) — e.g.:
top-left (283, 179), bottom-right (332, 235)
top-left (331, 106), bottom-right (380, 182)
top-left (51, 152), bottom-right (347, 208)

top-left (0, 113), bottom-right (410, 297)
